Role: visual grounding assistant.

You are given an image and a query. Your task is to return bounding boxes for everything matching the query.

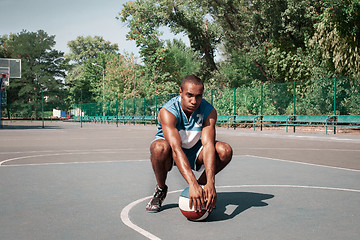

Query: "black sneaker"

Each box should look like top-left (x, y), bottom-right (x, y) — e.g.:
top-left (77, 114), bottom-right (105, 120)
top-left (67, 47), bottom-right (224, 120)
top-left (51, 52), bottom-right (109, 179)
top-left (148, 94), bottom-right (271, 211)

top-left (146, 185), bottom-right (168, 212)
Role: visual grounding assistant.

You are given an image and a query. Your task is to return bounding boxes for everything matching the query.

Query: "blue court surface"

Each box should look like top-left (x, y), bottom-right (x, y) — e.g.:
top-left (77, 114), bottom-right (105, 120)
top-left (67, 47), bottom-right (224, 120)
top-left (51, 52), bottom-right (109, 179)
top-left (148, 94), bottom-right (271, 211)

top-left (1, 121), bottom-right (359, 240)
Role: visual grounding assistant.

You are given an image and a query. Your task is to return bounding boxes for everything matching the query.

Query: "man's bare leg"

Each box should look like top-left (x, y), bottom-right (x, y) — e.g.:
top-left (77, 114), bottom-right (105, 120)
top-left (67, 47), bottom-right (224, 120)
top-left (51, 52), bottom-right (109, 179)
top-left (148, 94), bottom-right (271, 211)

top-left (197, 141), bottom-right (233, 185)
top-left (146, 139), bottom-right (173, 212)
top-left (149, 139), bottom-right (173, 188)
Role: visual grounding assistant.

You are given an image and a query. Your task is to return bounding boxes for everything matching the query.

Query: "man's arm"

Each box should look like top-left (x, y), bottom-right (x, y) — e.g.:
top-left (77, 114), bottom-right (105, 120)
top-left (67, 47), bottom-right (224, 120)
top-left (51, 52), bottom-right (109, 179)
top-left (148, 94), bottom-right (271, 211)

top-left (158, 108), bottom-right (205, 211)
top-left (201, 108), bottom-right (217, 211)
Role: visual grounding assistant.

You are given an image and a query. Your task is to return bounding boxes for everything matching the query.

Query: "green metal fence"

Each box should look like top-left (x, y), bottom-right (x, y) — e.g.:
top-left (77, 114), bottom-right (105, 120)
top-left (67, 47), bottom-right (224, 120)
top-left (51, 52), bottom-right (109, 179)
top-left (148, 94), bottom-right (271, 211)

top-left (1, 77), bottom-right (360, 122)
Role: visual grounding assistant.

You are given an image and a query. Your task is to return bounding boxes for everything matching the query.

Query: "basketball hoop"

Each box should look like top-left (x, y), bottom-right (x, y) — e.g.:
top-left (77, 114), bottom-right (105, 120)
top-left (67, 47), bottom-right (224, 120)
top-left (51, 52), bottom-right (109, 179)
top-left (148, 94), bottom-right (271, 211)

top-left (0, 58), bottom-right (20, 128)
top-left (0, 73), bottom-right (9, 87)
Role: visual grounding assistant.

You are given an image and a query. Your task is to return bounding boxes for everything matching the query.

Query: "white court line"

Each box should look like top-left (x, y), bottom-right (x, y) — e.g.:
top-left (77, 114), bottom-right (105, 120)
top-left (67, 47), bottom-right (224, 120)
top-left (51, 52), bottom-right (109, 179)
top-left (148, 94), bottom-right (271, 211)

top-left (0, 150), bottom-right (147, 166)
top-left (243, 154), bottom-right (360, 173)
top-left (0, 148), bottom-right (142, 155)
top-left (0, 159), bottom-right (149, 167)
top-left (120, 185), bottom-right (360, 240)
top-left (239, 147), bottom-right (360, 152)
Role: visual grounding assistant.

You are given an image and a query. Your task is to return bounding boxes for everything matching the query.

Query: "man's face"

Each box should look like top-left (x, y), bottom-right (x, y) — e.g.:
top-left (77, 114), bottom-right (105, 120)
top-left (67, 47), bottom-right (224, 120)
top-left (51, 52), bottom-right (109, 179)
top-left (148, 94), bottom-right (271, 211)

top-left (179, 82), bottom-right (204, 115)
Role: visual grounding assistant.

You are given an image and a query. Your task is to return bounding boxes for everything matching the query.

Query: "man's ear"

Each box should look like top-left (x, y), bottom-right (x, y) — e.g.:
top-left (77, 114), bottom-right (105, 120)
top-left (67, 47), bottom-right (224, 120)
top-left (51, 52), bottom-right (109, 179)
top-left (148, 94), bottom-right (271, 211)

top-left (179, 87), bottom-right (182, 94)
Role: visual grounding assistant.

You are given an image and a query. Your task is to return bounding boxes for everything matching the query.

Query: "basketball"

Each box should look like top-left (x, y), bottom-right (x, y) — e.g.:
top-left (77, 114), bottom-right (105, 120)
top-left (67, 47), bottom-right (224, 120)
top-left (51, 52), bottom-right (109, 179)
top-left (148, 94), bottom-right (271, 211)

top-left (178, 187), bottom-right (209, 221)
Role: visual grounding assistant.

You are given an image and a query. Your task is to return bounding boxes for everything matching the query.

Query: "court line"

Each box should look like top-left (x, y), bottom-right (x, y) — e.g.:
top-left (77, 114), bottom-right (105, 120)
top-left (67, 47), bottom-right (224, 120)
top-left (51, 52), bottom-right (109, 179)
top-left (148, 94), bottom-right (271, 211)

top-left (244, 154), bottom-right (360, 173)
top-left (217, 129), bottom-right (360, 143)
top-left (0, 150), bottom-right (147, 166)
top-left (239, 147), bottom-right (360, 152)
top-left (0, 148), bottom-right (143, 155)
top-left (120, 185), bottom-right (360, 240)
top-left (0, 159), bottom-right (149, 167)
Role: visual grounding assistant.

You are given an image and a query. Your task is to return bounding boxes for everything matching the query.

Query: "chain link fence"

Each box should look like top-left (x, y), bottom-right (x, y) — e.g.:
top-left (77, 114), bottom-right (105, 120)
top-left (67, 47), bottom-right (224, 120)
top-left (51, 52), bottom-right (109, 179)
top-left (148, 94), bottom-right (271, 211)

top-left (1, 77), bottom-right (359, 126)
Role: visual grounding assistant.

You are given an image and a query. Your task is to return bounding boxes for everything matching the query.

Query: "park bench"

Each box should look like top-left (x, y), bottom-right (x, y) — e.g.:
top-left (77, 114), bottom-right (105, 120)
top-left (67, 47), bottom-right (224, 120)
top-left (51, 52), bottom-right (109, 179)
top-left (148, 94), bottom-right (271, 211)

top-left (132, 116), bottom-right (144, 125)
top-left (105, 116), bottom-right (116, 123)
top-left (228, 115), bottom-right (262, 130)
top-left (289, 115), bottom-right (336, 134)
top-left (143, 115), bottom-right (157, 125)
top-left (260, 115), bottom-right (295, 132)
top-left (330, 115), bottom-right (360, 134)
top-left (83, 116), bottom-right (93, 123)
top-left (120, 116), bottom-right (133, 124)
top-left (216, 115), bottom-right (235, 128)
top-left (91, 116), bottom-right (103, 123)
top-left (131, 116), bottom-right (156, 125)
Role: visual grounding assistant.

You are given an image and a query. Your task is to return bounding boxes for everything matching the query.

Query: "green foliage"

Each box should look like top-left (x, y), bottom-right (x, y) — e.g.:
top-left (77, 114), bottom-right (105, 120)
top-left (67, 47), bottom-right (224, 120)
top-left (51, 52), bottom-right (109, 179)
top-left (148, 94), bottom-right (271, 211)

top-left (217, 49), bottom-right (267, 88)
top-left (340, 78), bottom-right (360, 114)
top-left (105, 53), bottom-right (143, 100)
top-left (3, 1), bottom-right (360, 120)
top-left (162, 39), bottom-right (201, 85)
top-left (65, 36), bottom-right (121, 104)
top-left (119, 0), bottom-right (166, 66)
top-left (1, 30), bottom-right (69, 115)
top-left (309, 0), bottom-right (360, 78)
top-left (266, 46), bottom-right (313, 82)
top-left (66, 36), bottom-right (119, 63)
top-left (119, 0), bottom-right (221, 77)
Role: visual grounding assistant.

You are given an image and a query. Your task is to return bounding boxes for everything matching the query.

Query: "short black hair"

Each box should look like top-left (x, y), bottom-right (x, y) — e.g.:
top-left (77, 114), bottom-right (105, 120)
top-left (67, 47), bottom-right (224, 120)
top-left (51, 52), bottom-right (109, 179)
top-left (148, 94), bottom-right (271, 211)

top-left (180, 75), bottom-right (204, 90)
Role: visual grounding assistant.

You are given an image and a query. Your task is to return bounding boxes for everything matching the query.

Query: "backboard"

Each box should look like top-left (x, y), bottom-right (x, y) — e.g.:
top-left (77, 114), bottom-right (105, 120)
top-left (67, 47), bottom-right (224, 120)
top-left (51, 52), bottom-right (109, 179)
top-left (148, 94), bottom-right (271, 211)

top-left (0, 58), bottom-right (21, 86)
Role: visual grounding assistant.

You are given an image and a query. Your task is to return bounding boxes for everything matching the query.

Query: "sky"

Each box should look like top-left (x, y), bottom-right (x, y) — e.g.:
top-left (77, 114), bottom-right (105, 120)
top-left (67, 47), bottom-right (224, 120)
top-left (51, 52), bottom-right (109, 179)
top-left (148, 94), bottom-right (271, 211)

top-left (0, 0), bottom-right (187, 57)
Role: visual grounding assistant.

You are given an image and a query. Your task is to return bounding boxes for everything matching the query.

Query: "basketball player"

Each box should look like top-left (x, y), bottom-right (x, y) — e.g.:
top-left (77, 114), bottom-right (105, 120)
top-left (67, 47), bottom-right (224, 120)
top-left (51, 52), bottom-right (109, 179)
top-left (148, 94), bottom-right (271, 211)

top-left (146, 75), bottom-right (232, 213)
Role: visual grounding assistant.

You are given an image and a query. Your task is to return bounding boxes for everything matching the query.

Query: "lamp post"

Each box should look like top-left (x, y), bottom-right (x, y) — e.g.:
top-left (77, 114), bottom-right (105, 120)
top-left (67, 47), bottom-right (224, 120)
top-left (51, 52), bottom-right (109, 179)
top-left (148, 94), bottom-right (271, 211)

top-left (92, 63), bottom-right (105, 116)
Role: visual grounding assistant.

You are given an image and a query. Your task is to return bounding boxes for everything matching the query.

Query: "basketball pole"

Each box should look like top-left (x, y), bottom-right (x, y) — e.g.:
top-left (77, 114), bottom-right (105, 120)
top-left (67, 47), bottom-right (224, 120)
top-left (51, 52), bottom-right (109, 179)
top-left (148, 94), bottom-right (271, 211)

top-left (0, 76), bottom-right (2, 129)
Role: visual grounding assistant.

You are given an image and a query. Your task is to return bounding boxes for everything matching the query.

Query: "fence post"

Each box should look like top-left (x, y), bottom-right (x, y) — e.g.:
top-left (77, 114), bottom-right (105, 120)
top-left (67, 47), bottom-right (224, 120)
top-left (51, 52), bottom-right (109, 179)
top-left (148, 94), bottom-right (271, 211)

top-left (116, 92), bottom-right (119, 127)
top-left (260, 84), bottom-right (263, 131)
top-left (233, 87), bottom-right (236, 115)
top-left (293, 81), bottom-right (296, 116)
top-left (123, 99), bottom-right (125, 124)
top-left (0, 79), bottom-right (2, 129)
top-left (42, 89), bottom-right (44, 128)
top-left (133, 97), bottom-right (135, 125)
top-left (293, 81), bottom-right (296, 133)
top-left (334, 77), bottom-right (337, 115)
top-left (143, 97), bottom-right (146, 116)
top-left (133, 97), bottom-right (136, 116)
top-left (143, 97), bottom-right (146, 125)
top-left (80, 90), bottom-right (83, 128)
top-left (334, 77), bottom-right (337, 134)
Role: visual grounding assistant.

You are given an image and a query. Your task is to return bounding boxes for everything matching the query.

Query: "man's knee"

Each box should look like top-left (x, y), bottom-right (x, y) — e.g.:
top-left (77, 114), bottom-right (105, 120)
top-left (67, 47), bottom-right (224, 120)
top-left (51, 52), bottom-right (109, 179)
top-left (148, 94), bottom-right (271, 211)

top-left (150, 139), bottom-right (171, 160)
top-left (216, 142), bottom-right (233, 163)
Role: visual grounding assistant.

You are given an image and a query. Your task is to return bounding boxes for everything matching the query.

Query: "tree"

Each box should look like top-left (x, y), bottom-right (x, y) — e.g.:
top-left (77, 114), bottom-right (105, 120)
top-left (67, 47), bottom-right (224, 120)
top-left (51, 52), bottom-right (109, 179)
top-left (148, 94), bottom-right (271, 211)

top-left (119, 0), bottom-right (221, 79)
top-left (309, 0), bottom-right (360, 78)
top-left (119, 0), bottom-right (170, 95)
top-left (65, 36), bottom-right (120, 104)
top-left (66, 35), bottom-right (119, 63)
top-left (208, 0), bottom-right (320, 82)
top-left (105, 53), bottom-right (142, 100)
top-left (162, 39), bottom-right (201, 85)
top-left (164, 0), bottom-right (221, 72)
top-left (0, 30), bottom-right (68, 117)
top-left (66, 53), bottom-right (111, 104)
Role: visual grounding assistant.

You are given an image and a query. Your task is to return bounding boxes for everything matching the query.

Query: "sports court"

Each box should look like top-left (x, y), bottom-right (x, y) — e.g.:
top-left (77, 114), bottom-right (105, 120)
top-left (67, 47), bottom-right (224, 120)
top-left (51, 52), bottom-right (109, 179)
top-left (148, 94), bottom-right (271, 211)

top-left (1, 121), bottom-right (360, 240)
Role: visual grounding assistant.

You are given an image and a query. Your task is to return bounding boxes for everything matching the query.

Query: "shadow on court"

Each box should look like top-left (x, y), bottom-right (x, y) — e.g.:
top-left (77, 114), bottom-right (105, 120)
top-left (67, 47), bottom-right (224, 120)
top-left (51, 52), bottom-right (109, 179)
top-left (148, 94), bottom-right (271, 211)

top-left (207, 192), bottom-right (275, 222)
top-left (160, 192), bottom-right (275, 222)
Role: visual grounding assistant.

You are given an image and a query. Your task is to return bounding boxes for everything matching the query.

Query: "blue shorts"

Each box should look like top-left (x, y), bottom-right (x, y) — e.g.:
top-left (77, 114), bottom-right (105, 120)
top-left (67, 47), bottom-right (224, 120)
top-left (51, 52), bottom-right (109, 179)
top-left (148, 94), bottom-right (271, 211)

top-left (178, 140), bottom-right (203, 171)
top-left (153, 137), bottom-right (204, 171)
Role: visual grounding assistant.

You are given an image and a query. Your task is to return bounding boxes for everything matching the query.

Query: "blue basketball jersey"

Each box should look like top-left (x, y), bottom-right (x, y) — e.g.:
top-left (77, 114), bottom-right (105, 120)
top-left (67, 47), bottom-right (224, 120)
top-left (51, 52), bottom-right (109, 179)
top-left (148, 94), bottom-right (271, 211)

top-left (155, 96), bottom-right (214, 149)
